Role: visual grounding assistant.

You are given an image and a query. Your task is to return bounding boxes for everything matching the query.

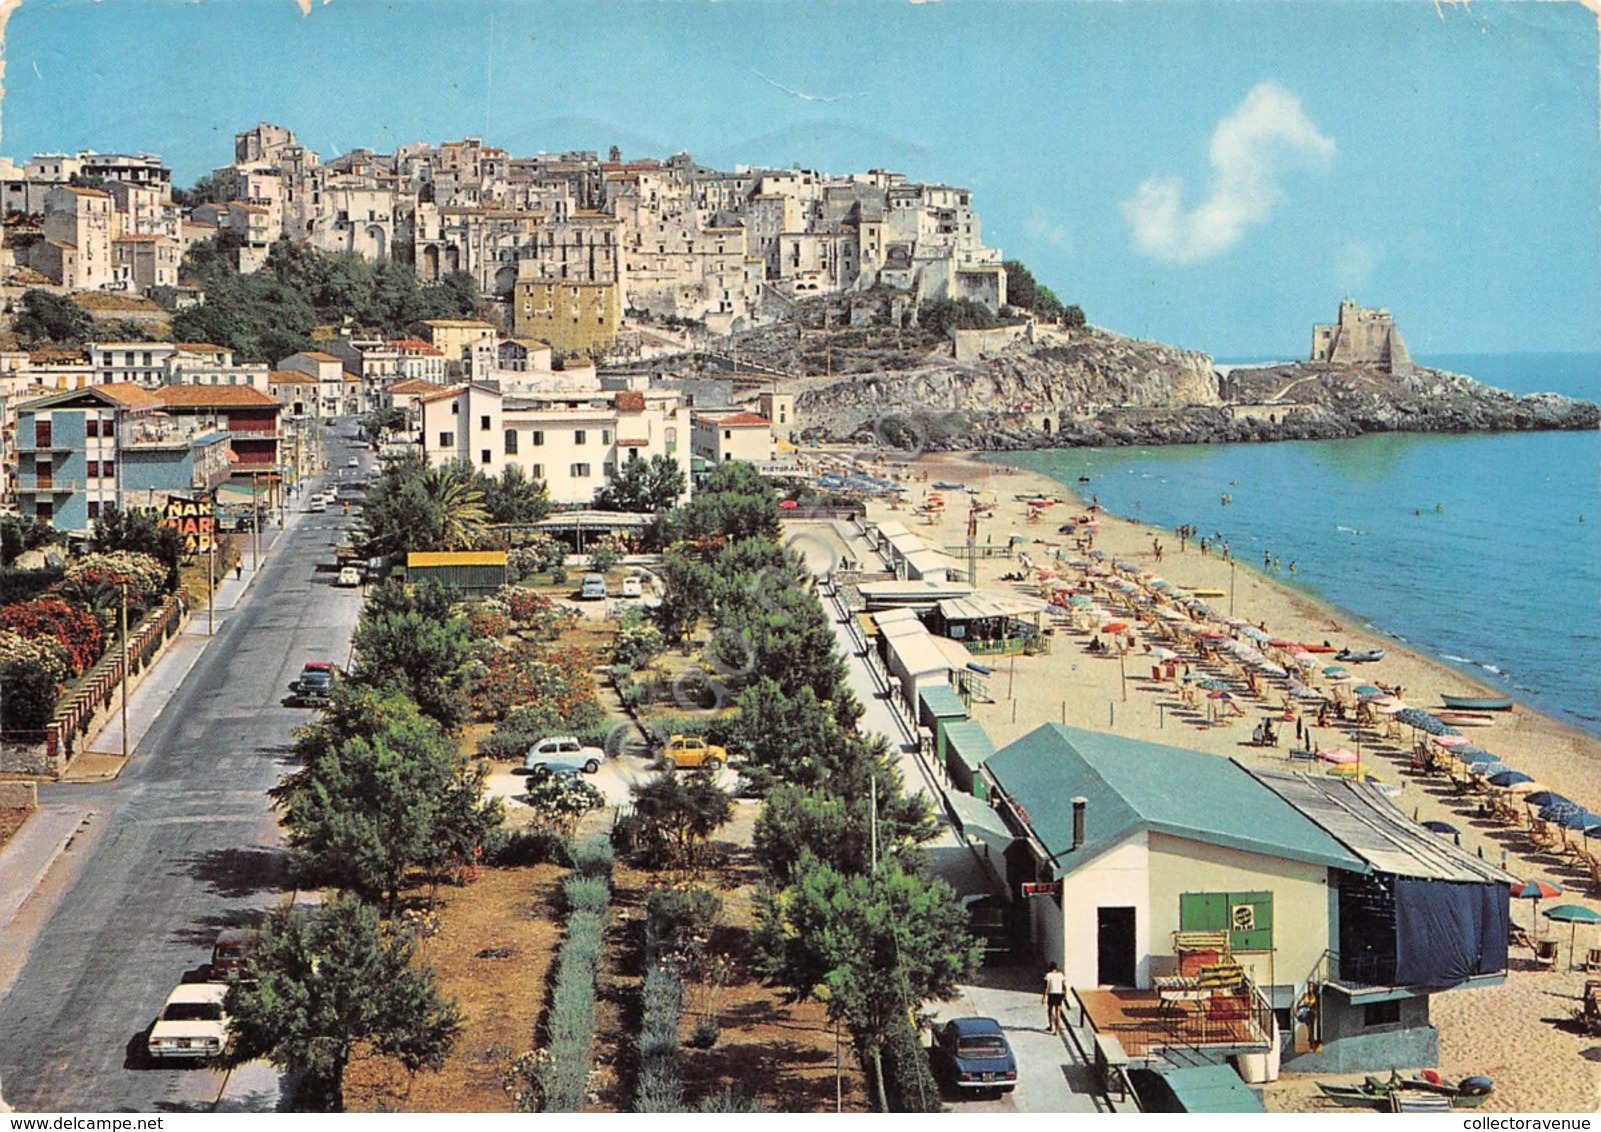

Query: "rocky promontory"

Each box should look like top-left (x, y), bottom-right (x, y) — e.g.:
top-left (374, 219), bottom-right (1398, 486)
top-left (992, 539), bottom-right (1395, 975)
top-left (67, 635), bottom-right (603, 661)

top-left (781, 325), bottom-right (1599, 450)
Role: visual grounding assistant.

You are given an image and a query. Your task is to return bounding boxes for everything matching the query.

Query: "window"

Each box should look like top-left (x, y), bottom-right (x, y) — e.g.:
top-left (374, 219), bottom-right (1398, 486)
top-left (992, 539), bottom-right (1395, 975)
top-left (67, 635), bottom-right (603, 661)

top-left (601, 429), bottom-right (612, 445)
top-left (481, 449), bottom-right (491, 465)
top-left (1362, 1001), bottom-right (1401, 1028)
top-left (1178, 891), bottom-right (1273, 952)
top-left (531, 464), bottom-right (544, 480)
top-left (532, 430), bottom-right (545, 446)
top-left (574, 430), bottom-right (587, 445)
top-left (101, 460), bottom-right (115, 480)
top-left (85, 460), bottom-right (99, 478)
top-left (85, 418), bottom-right (99, 438)
top-left (504, 430), bottom-right (518, 455)
top-left (35, 500), bottom-right (52, 521)
top-left (87, 501), bottom-right (100, 520)
top-left (438, 431), bottom-right (453, 448)
top-left (570, 462), bottom-right (591, 478)
top-left (480, 415), bottom-right (491, 431)
top-left (451, 401), bottom-right (460, 415)
top-left (724, 429), bottom-right (732, 441)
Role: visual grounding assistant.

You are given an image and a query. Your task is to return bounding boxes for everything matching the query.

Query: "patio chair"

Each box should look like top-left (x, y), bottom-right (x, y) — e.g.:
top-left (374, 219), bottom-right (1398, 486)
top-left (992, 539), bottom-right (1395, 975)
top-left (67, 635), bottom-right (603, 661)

top-left (1510, 923), bottom-right (1536, 950)
top-left (1587, 948), bottom-right (1601, 974)
top-left (1533, 938), bottom-right (1559, 969)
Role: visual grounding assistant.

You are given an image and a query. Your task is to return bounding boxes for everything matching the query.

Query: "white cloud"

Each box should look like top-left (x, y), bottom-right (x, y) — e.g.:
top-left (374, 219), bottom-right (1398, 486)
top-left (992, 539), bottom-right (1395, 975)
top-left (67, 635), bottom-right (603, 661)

top-left (1023, 210), bottom-right (1073, 254)
top-left (1122, 81), bottom-right (1334, 265)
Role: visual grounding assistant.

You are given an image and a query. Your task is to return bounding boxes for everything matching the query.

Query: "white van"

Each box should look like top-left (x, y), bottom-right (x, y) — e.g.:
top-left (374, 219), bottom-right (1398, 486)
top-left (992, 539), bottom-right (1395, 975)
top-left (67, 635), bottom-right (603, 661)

top-left (580, 573), bottom-right (607, 600)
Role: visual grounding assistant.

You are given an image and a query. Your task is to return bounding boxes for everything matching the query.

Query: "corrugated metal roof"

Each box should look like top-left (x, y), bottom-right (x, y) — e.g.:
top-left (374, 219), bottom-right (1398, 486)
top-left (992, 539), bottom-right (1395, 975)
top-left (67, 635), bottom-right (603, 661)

top-left (871, 607), bottom-right (922, 628)
top-left (407, 551), bottom-right (508, 568)
top-left (918, 684), bottom-right (968, 719)
top-left (984, 725), bottom-right (1365, 878)
top-left (874, 520), bottom-right (911, 541)
top-left (942, 719), bottom-right (996, 767)
top-left (1253, 769), bottom-right (1517, 884)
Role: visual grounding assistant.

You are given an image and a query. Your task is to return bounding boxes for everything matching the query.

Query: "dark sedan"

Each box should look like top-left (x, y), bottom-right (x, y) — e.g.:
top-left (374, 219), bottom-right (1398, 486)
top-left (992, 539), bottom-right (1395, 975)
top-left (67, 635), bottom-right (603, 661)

top-left (930, 1016), bottom-right (1017, 1095)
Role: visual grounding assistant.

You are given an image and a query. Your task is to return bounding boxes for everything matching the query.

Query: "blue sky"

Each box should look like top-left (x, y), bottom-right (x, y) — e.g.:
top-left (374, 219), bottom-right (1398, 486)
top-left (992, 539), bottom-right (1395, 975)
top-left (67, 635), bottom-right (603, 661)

top-left (2, 0), bottom-right (1597, 358)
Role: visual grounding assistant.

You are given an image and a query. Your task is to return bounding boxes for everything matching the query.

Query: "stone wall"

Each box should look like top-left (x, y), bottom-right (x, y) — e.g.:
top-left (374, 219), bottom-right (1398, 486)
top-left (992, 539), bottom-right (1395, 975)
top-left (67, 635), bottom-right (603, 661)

top-left (0, 781), bottom-right (37, 808)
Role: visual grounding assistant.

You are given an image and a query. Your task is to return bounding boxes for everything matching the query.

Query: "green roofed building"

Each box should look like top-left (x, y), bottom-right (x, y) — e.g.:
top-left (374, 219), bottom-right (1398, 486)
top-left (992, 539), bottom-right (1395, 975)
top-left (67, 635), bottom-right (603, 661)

top-left (979, 724), bottom-right (1512, 1076)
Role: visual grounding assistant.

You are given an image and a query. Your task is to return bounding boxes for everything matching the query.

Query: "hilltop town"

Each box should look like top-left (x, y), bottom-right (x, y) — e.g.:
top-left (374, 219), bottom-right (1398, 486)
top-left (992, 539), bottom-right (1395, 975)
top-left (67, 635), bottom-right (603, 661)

top-left (0, 123), bottom-right (1597, 1117)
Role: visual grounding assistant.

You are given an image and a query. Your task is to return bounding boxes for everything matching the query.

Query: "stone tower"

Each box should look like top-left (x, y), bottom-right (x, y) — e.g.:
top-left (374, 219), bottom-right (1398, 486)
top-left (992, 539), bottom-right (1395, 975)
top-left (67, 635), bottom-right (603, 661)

top-left (1311, 299), bottom-right (1414, 376)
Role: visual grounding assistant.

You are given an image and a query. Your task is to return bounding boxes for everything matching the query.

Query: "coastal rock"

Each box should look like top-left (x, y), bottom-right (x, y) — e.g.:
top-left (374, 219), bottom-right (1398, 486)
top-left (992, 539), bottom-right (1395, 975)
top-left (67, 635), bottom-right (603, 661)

top-left (792, 333), bottom-right (1599, 450)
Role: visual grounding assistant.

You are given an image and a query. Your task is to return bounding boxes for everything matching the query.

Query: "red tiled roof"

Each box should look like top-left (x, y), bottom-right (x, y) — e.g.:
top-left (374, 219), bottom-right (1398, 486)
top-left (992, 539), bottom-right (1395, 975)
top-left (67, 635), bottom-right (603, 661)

top-left (711, 411), bottom-right (770, 427)
top-left (386, 378), bottom-right (442, 394)
top-left (614, 390), bottom-right (646, 412)
top-left (156, 385), bottom-right (279, 408)
top-left (268, 370), bottom-right (318, 384)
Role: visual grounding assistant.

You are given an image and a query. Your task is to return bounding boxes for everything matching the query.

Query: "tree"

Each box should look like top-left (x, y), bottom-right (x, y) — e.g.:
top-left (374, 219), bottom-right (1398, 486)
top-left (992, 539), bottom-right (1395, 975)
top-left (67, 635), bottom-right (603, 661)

top-left (271, 686), bottom-right (502, 907)
top-left (358, 457), bottom-right (492, 558)
top-left (917, 298), bottom-right (998, 336)
top-left (656, 460), bottom-right (779, 545)
top-left (423, 464), bottom-right (490, 550)
top-left (13, 289), bottom-right (94, 346)
top-left (593, 454), bottom-right (686, 513)
top-left (0, 514), bottom-right (57, 567)
top-left (1002, 260), bottom-right (1065, 321)
top-left (1062, 304), bottom-right (1087, 330)
top-left (629, 771), bottom-right (734, 869)
top-left (89, 504), bottom-right (182, 589)
top-left (753, 857), bottom-right (979, 1112)
top-left (361, 405), bottom-right (410, 443)
top-left (753, 772), bottom-right (936, 882)
top-left (347, 598), bottom-right (477, 730)
top-left (227, 895), bottom-right (462, 1111)
top-left (477, 463), bottom-right (550, 526)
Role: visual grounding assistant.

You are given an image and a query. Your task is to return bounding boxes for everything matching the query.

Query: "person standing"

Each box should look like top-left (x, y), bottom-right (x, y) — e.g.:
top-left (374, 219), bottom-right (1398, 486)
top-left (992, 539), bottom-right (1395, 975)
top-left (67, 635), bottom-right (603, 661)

top-left (1043, 963), bottom-right (1067, 1034)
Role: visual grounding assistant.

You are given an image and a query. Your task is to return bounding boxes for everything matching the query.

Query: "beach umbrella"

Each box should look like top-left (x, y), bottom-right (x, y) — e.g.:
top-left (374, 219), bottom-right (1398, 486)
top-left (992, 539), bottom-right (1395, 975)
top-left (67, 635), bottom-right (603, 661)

top-left (1540, 802), bottom-right (1592, 829)
top-left (1488, 770), bottom-right (1532, 788)
top-left (1457, 748), bottom-right (1500, 765)
top-left (1322, 665), bottom-right (1349, 677)
top-left (1150, 646), bottom-right (1179, 661)
top-left (1422, 820), bottom-right (1460, 842)
top-left (1432, 734), bottom-right (1470, 749)
top-left (1506, 780), bottom-right (1545, 796)
top-left (1515, 879), bottom-right (1565, 937)
top-left (1542, 904), bottom-right (1601, 969)
top-left (1195, 678), bottom-right (1232, 691)
top-left (1102, 622), bottom-right (1128, 634)
top-left (1353, 684), bottom-right (1385, 697)
top-left (1468, 762), bottom-right (1510, 779)
top-left (1525, 790), bottom-right (1575, 809)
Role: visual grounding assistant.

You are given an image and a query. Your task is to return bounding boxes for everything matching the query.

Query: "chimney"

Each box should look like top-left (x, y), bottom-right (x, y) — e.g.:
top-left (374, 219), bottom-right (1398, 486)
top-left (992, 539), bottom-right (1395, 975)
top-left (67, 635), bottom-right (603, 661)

top-left (1071, 796), bottom-right (1087, 850)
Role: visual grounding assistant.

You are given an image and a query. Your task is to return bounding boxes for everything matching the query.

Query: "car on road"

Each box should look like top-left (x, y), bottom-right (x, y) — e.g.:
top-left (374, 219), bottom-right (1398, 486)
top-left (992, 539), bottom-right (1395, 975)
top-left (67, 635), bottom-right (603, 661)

top-left (661, 734), bottom-right (726, 771)
top-left (521, 736), bottom-right (604, 777)
top-left (347, 456), bottom-right (360, 468)
top-left (146, 982), bottom-right (231, 1063)
top-left (308, 495), bottom-right (327, 513)
top-left (929, 1017), bottom-right (1017, 1096)
top-left (579, 573), bottom-right (607, 600)
top-left (209, 929), bottom-right (256, 982)
top-left (336, 566), bottom-right (362, 587)
top-left (620, 575), bottom-right (643, 599)
top-left (287, 660), bottom-right (336, 707)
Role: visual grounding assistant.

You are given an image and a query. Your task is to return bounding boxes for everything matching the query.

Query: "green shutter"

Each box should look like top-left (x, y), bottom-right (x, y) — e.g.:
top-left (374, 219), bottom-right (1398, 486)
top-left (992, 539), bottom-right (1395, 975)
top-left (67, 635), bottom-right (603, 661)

top-left (1227, 891), bottom-right (1274, 951)
top-left (1180, 892), bottom-right (1228, 932)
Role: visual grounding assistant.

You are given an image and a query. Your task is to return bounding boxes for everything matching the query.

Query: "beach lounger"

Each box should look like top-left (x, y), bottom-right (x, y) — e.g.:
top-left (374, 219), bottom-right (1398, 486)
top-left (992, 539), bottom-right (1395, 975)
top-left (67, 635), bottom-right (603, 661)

top-left (1533, 939), bottom-right (1559, 969)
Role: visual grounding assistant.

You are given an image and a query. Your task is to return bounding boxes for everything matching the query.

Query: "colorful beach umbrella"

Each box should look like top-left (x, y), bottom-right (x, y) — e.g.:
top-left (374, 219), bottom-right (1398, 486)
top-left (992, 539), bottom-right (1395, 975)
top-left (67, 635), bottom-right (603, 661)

top-left (1515, 879), bottom-right (1565, 938)
top-left (1542, 904), bottom-right (1601, 968)
top-left (1318, 747), bottom-right (1360, 765)
top-left (1432, 734), bottom-right (1470, 749)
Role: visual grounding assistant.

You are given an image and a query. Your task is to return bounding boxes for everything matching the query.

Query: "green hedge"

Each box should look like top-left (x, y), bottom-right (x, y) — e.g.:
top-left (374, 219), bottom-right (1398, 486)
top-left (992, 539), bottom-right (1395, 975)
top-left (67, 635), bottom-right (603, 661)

top-left (633, 954), bottom-right (684, 1113)
top-left (877, 1015), bottom-right (941, 1113)
top-left (538, 849), bottom-right (612, 1112)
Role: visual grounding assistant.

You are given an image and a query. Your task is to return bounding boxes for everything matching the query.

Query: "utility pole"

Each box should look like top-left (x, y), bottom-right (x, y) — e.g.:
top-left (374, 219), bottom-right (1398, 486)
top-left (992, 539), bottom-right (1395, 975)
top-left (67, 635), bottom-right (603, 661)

top-left (251, 472), bottom-right (261, 573)
top-left (1229, 559), bottom-right (1236, 617)
top-left (119, 583), bottom-right (129, 762)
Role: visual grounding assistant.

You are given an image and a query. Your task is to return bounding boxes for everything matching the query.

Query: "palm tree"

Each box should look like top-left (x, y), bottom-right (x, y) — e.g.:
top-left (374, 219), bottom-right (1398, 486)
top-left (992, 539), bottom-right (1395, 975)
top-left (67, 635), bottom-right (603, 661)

top-left (423, 464), bottom-right (490, 550)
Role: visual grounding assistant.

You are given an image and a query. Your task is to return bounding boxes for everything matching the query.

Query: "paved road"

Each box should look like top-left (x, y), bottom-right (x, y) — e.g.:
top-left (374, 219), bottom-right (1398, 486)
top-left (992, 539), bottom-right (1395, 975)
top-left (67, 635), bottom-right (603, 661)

top-left (0, 427), bottom-right (365, 1112)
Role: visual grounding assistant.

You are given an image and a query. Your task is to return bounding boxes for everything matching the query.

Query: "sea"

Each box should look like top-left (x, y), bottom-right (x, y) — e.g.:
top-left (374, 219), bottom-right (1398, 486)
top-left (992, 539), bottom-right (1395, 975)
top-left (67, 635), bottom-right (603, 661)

top-left (985, 353), bottom-right (1601, 738)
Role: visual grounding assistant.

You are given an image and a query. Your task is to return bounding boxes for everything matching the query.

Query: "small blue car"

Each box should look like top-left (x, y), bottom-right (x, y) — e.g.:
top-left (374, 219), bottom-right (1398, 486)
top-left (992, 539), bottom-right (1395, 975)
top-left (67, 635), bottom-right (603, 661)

top-left (930, 1016), bottom-right (1017, 1095)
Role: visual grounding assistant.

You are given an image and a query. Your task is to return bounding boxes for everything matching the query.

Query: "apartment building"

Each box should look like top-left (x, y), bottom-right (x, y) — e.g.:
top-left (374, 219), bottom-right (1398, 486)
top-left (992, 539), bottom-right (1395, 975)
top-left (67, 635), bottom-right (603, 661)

top-left (417, 383), bottom-right (691, 506)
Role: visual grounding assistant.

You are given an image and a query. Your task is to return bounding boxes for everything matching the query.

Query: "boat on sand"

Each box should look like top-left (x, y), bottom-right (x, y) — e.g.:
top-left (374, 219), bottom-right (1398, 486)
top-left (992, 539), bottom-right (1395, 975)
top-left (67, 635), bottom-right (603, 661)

top-left (1441, 694), bottom-right (1514, 712)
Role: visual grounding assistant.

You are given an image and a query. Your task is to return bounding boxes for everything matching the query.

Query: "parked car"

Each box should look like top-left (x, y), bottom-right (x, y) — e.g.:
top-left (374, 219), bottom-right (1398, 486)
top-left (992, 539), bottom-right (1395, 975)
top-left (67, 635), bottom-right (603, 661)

top-left (661, 734), bottom-right (726, 771)
top-left (308, 496), bottom-right (327, 513)
top-left (287, 661), bottom-right (336, 707)
top-left (929, 1017), bottom-right (1017, 1096)
top-left (346, 456), bottom-right (360, 468)
top-left (209, 929), bottom-right (256, 981)
top-left (147, 982), bottom-right (231, 1063)
top-left (336, 566), bottom-right (361, 587)
top-left (620, 575), bottom-right (643, 599)
top-left (579, 573), bottom-right (607, 600)
top-left (521, 736), bottom-right (604, 777)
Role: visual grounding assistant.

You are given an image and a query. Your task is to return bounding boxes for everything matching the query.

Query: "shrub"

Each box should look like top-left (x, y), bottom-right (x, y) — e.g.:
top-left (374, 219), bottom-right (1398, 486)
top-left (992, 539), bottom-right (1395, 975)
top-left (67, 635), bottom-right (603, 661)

top-left (685, 1017), bottom-right (719, 1049)
top-left (0, 595), bottom-right (105, 675)
top-left (612, 620), bottom-right (665, 671)
top-left (644, 886), bottom-right (722, 957)
top-left (483, 823), bottom-right (572, 867)
top-left (877, 1014), bottom-right (941, 1113)
top-left (569, 837), bottom-right (614, 881)
top-left (563, 874), bottom-right (611, 917)
top-left (0, 567), bottom-right (63, 607)
top-left (525, 774), bottom-right (605, 835)
top-left (633, 958), bottom-right (684, 1113)
top-left (696, 1089), bottom-right (767, 1113)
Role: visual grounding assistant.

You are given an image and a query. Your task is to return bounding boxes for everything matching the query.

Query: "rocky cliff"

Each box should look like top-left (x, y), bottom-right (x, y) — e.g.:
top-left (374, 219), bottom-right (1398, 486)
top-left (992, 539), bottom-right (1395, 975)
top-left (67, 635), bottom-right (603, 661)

top-left (789, 328), bottom-right (1599, 450)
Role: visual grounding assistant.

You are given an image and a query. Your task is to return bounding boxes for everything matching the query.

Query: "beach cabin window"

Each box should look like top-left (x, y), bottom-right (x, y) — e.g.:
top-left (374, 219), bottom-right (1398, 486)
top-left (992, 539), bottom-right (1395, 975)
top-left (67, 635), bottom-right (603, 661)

top-left (1179, 891), bottom-right (1274, 952)
top-left (1362, 1001), bottom-right (1401, 1028)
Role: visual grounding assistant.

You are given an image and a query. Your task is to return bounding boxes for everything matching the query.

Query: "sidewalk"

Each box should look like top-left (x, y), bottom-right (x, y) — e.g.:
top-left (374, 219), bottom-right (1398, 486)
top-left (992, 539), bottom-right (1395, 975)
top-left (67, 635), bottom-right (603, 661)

top-left (0, 803), bottom-right (92, 936)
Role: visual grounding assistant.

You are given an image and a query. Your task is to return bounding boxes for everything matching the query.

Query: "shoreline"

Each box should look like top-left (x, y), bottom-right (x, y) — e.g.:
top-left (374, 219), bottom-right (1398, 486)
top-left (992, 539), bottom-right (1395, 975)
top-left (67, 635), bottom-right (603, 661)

top-left (847, 446), bottom-right (1601, 1112)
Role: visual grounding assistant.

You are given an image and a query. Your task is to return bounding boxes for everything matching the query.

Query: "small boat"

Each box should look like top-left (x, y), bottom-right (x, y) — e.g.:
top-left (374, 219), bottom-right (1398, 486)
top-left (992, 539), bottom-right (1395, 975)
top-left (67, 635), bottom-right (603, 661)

top-left (1316, 1082), bottom-right (1390, 1109)
top-left (1188, 588), bottom-right (1226, 599)
top-left (1440, 694), bottom-right (1514, 712)
top-left (1335, 647), bottom-right (1387, 663)
top-left (1318, 1073), bottom-right (1493, 1110)
top-left (1015, 492), bottom-right (1050, 502)
top-left (933, 480), bottom-right (965, 491)
top-left (1299, 642), bottom-right (1338, 653)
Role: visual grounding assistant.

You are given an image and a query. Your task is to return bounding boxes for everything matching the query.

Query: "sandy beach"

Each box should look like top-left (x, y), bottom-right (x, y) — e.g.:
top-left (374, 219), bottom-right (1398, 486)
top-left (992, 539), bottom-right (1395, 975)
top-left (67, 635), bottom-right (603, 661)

top-left (854, 449), bottom-right (1601, 1113)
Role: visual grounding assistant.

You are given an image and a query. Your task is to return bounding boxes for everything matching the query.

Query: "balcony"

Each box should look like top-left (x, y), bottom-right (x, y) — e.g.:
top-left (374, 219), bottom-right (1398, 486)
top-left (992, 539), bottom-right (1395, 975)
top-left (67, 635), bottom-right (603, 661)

top-left (14, 438), bottom-right (73, 453)
top-left (17, 479), bottom-right (79, 495)
top-left (228, 428), bottom-right (281, 441)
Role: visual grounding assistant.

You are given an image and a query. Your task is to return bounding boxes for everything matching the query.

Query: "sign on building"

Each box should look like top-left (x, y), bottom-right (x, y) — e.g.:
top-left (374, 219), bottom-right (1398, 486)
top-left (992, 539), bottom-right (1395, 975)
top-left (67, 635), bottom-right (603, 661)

top-left (161, 494), bottom-right (214, 554)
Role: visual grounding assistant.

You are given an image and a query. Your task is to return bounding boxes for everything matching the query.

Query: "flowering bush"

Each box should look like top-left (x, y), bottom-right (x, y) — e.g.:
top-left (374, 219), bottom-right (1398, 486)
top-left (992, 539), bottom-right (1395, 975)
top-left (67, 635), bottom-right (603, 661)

top-left (499, 585), bottom-right (570, 639)
top-left (0, 628), bottom-right (71, 733)
top-left (58, 550), bottom-right (168, 615)
top-left (506, 537), bottom-right (567, 583)
top-left (0, 597), bottom-right (105, 676)
top-left (467, 598), bottom-right (513, 642)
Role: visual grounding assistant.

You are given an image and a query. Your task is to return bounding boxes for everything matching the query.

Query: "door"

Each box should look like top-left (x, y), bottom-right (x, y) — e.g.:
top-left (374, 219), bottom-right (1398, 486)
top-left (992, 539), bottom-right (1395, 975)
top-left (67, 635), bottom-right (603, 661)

top-left (1096, 907), bottom-right (1137, 986)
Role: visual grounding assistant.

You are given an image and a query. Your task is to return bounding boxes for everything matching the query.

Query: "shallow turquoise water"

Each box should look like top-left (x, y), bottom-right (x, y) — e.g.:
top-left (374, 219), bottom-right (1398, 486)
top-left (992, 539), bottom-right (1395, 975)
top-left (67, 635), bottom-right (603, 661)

top-left (987, 354), bottom-right (1601, 736)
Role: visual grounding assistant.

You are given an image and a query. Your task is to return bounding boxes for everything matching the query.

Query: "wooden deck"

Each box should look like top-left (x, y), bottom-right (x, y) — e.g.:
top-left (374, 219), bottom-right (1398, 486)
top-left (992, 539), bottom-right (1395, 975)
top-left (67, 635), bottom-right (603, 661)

top-left (1077, 987), bottom-right (1267, 1058)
